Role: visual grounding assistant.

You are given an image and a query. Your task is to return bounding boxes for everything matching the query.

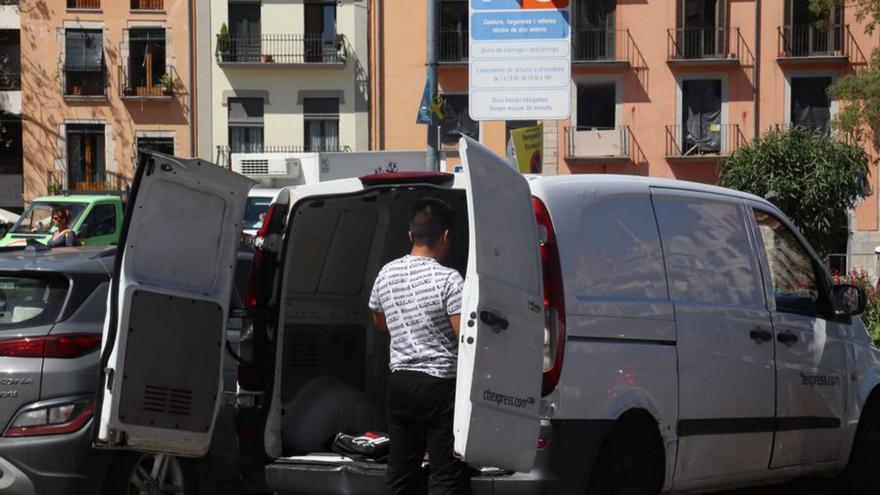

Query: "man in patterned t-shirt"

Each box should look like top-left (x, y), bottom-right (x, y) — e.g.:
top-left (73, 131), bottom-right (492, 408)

top-left (369, 198), bottom-right (470, 495)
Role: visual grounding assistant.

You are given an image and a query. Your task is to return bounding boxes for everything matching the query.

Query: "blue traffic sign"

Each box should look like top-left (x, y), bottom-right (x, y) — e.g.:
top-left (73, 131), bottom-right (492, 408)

top-left (471, 10), bottom-right (569, 41)
top-left (470, 0), bottom-right (522, 9)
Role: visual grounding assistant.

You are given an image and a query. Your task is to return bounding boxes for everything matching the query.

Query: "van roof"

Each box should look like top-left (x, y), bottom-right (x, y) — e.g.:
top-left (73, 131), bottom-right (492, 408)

top-left (526, 174), bottom-right (774, 208)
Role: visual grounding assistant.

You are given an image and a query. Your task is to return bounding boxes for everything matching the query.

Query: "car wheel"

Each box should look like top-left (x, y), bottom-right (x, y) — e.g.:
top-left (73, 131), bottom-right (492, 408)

top-left (843, 402), bottom-right (880, 495)
top-left (586, 430), bottom-right (663, 495)
top-left (103, 452), bottom-right (195, 495)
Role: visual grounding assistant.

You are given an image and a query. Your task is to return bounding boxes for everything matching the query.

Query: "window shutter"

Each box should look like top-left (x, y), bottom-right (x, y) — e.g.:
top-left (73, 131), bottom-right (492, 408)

top-left (716, 0), bottom-right (729, 54)
top-left (228, 98), bottom-right (264, 125)
top-left (784, 0), bottom-right (792, 26)
top-left (65, 31), bottom-right (85, 70)
top-left (303, 98), bottom-right (339, 118)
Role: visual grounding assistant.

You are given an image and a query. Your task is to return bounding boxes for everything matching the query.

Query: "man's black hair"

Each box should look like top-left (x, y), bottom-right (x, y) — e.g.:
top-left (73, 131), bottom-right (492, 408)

top-left (410, 198), bottom-right (454, 247)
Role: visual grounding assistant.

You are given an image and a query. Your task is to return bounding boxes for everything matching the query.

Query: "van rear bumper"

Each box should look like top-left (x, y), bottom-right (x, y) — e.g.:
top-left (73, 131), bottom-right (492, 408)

top-left (264, 461), bottom-right (555, 495)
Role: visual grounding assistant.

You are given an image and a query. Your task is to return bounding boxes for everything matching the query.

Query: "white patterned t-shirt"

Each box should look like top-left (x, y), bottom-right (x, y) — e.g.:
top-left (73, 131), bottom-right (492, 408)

top-left (369, 255), bottom-right (463, 379)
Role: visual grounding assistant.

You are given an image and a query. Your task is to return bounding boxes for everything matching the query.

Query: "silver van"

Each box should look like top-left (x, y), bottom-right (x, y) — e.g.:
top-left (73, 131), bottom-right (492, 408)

top-left (93, 142), bottom-right (879, 495)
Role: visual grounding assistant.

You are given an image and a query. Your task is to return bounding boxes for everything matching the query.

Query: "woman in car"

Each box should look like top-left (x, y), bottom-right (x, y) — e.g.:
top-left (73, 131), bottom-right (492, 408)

top-left (46, 208), bottom-right (76, 247)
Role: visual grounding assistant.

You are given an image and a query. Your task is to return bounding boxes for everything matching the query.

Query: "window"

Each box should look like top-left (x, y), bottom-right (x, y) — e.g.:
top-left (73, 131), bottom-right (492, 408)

top-left (228, 98), bottom-right (264, 153)
top-left (505, 120), bottom-right (538, 161)
top-left (127, 29), bottom-right (167, 97)
top-left (681, 78), bottom-right (722, 154)
top-left (754, 210), bottom-right (821, 316)
top-left (67, 0), bottom-right (100, 9)
top-left (131, 0), bottom-right (163, 10)
top-left (577, 83), bottom-right (616, 129)
top-left (228, 3), bottom-right (261, 63)
top-left (790, 76), bottom-right (832, 134)
top-left (11, 201), bottom-right (87, 234)
top-left (440, 1), bottom-right (468, 62)
top-left (653, 196), bottom-right (764, 308)
top-left (574, 0), bottom-right (615, 59)
top-left (0, 117), bottom-right (22, 175)
top-left (676, 0), bottom-right (728, 57)
top-left (305, 0), bottom-right (337, 62)
top-left (575, 197), bottom-right (668, 301)
top-left (304, 98), bottom-right (339, 152)
top-left (0, 30), bottom-right (21, 90)
top-left (0, 275), bottom-right (68, 330)
top-left (66, 124), bottom-right (105, 189)
top-left (784, 0), bottom-right (842, 56)
top-left (439, 94), bottom-right (478, 145)
top-left (136, 136), bottom-right (174, 155)
top-left (64, 30), bottom-right (104, 96)
top-left (79, 203), bottom-right (116, 239)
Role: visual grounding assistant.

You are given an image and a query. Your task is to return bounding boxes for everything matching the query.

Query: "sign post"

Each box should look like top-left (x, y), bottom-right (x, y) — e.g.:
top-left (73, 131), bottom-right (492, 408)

top-left (469, 0), bottom-right (572, 121)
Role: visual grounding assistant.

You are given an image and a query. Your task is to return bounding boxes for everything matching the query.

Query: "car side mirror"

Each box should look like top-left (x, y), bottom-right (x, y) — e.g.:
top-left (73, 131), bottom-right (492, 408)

top-left (832, 284), bottom-right (867, 318)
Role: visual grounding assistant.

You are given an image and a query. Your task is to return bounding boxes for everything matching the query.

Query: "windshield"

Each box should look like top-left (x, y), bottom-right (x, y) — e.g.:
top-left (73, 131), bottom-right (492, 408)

top-left (0, 274), bottom-right (69, 329)
top-left (243, 196), bottom-right (273, 230)
top-left (10, 202), bottom-right (87, 235)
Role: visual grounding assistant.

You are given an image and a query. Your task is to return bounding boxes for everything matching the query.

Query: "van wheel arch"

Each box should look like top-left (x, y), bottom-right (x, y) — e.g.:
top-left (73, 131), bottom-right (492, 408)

top-left (842, 386), bottom-right (880, 494)
top-left (585, 409), bottom-right (666, 495)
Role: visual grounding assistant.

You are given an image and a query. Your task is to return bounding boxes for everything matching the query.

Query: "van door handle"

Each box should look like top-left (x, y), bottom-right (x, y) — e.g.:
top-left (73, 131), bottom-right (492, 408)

top-left (480, 310), bottom-right (509, 331)
top-left (749, 329), bottom-right (772, 342)
top-left (777, 332), bottom-right (799, 345)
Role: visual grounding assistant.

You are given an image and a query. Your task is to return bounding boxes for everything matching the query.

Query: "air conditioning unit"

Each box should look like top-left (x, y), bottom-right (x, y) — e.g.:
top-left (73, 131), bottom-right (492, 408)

top-left (231, 153), bottom-right (301, 179)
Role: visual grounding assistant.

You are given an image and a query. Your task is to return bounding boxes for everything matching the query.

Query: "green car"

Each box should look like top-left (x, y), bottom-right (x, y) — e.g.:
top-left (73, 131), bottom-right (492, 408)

top-left (0, 195), bottom-right (124, 248)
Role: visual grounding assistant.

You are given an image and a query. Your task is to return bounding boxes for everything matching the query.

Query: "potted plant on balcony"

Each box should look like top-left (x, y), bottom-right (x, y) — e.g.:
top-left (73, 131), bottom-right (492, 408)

top-left (157, 73), bottom-right (173, 95)
top-left (217, 23), bottom-right (231, 62)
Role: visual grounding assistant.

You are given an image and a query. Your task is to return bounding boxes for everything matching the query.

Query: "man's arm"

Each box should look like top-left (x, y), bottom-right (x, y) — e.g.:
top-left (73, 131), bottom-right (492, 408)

top-left (448, 314), bottom-right (460, 337)
top-left (372, 310), bottom-right (387, 332)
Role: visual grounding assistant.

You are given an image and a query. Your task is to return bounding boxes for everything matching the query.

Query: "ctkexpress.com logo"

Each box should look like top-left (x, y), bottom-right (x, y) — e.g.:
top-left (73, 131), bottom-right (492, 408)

top-left (483, 389), bottom-right (535, 409)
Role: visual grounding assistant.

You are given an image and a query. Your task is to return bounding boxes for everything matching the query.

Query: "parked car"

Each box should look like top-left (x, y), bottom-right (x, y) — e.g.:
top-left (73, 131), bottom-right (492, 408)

top-left (242, 187), bottom-right (278, 239)
top-left (0, 246), bottom-right (250, 495)
top-left (0, 195), bottom-right (124, 248)
top-left (93, 143), bottom-right (880, 495)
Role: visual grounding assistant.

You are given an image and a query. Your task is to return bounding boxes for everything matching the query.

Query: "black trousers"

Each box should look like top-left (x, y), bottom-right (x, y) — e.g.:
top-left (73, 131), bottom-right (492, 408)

top-left (386, 370), bottom-right (471, 495)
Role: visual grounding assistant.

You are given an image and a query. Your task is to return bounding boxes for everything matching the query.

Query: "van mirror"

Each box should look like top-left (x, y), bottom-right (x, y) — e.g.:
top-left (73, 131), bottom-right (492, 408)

top-left (831, 284), bottom-right (867, 317)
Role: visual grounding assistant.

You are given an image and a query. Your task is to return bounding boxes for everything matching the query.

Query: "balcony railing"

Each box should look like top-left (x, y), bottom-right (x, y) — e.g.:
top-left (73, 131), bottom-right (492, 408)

top-left (131, 0), bottom-right (162, 10)
top-left (665, 124), bottom-right (744, 159)
top-left (47, 169), bottom-right (130, 194)
top-left (439, 31), bottom-right (468, 63)
top-left (573, 29), bottom-right (639, 64)
top-left (778, 24), bottom-right (844, 58)
top-left (216, 34), bottom-right (346, 65)
top-left (119, 64), bottom-right (175, 99)
top-left (62, 68), bottom-right (108, 98)
top-left (772, 122), bottom-right (854, 145)
top-left (215, 144), bottom-right (342, 169)
top-left (565, 126), bottom-right (631, 161)
top-left (67, 0), bottom-right (100, 9)
top-left (667, 27), bottom-right (733, 61)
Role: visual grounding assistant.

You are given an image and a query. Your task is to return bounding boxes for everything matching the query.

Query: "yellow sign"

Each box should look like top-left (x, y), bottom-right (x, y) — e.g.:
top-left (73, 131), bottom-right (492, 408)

top-left (510, 124), bottom-right (544, 174)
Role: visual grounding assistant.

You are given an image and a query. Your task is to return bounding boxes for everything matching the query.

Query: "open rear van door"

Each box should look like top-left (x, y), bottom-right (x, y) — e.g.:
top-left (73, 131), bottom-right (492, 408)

top-left (95, 153), bottom-right (253, 456)
top-left (454, 137), bottom-right (545, 473)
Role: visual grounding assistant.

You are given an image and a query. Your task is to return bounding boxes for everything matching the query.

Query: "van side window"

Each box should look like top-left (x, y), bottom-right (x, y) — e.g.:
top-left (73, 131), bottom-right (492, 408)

top-left (576, 197), bottom-right (667, 301)
top-left (653, 197), bottom-right (764, 308)
top-left (79, 204), bottom-right (116, 239)
top-left (753, 211), bottom-right (820, 316)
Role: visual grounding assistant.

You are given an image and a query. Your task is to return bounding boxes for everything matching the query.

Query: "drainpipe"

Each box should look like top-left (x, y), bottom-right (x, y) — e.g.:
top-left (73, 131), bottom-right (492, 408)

top-left (426, 0), bottom-right (439, 171)
top-left (188, 0), bottom-right (196, 157)
top-left (753, 0), bottom-right (761, 140)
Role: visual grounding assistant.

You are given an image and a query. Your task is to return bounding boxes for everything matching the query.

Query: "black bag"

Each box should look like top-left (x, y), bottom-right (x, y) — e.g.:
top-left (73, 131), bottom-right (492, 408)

top-left (331, 432), bottom-right (390, 462)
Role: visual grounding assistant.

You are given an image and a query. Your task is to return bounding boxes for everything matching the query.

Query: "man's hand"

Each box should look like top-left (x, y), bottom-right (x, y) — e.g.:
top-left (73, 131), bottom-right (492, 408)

top-left (448, 314), bottom-right (460, 337)
top-left (372, 311), bottom-right (387, 331)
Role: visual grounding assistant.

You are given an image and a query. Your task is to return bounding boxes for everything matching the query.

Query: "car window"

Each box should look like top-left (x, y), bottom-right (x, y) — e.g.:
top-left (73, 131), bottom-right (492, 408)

top-left (10, 202), bottom-right (87, 234)
top-left (80, 204), bottom-right (117, 239)
top-left (653, 196), bottom-right (764, 308)
top-left (754, 210), bottom-right (821, 316)
top-left (0, 274), bottom-right (69, 329)
top-left (244, 196), bottom-right (273, 230)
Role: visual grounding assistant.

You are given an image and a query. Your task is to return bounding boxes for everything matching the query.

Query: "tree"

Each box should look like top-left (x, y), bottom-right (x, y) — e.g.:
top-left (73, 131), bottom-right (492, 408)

top-left (719, 128), bottom-right (870, 257)
top-left (811, 0), bottom-right (880, 149)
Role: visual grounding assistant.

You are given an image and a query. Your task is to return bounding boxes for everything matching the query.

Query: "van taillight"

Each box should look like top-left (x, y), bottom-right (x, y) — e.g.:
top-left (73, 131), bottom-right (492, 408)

top-left (533, 197), bottom-right (565, 397)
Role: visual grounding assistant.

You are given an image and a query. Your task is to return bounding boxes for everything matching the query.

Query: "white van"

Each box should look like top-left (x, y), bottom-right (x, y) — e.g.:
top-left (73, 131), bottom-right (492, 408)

top-left (93, 139), bottom-right (880, 495)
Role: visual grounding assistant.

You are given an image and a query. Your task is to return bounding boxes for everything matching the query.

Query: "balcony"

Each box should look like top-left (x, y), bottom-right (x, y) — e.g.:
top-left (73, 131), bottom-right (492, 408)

top-left (67, 0), bottom-right (99, 9)
top-left (439, 31), bottom-right (468, 64)
top-left (573, 29), bottom-right (636, 67)
top-left (565, 126), bottom-right (631, 162)
top-left (47, 169), bottom-right (129, 194)
top-left (119, 65), bottom-right (175, 100)
top-left (777, 24), bottom-right (857, 64)
top-left (772, 122), bottom-right (854, 145)
top-left (216, 34), bottom-right (346, 67)
top-left (665, 124), bottom-right (744, 161)
top-left (62, 68), bottom-right (107, 100)
top-left (215, 144), bottom-right (342, 169)
top-left (131, 0), bottom-right (162, 10)
top-left (667, 27), bottom-right (740, 66)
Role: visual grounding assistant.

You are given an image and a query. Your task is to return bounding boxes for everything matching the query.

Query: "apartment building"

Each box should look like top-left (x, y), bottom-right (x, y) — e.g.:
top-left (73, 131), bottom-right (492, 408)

top-left (19, 0), bottom-right (194, 203)
top-left (372, 0), bottom-right (880, 267)
top-left (0, 0), bottom-right (21, 209)
top-left (197, 0), bottom-right (369, 167)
